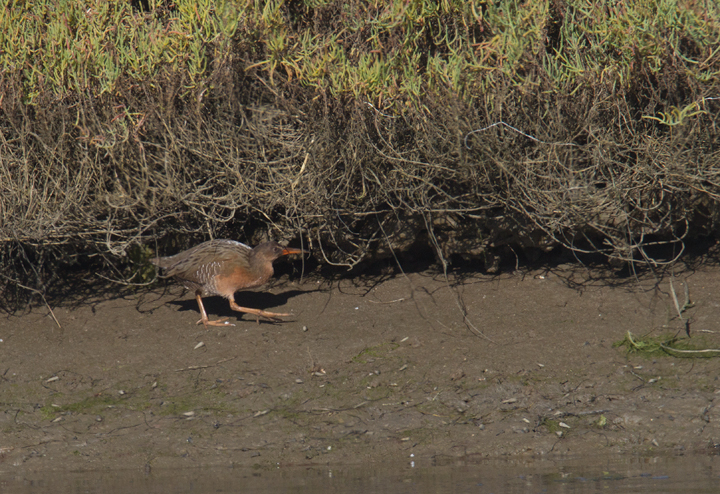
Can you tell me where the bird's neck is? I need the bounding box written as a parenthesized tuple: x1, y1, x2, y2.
(248, 251, 275, 278)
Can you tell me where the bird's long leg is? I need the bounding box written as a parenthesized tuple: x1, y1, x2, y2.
(195, 292, 234, 328)
(228, 297, 292, 324)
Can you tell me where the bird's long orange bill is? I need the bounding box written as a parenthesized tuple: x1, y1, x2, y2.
(282, 247, 305, 256)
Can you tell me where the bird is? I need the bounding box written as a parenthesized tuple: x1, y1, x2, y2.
(151, 240, 304, 328)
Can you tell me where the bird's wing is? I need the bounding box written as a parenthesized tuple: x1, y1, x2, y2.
(163, 240, 252, 284)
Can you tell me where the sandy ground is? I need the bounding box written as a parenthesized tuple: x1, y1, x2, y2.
(2, 260, 720, 473)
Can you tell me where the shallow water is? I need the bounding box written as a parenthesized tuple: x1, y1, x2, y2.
(2, 455, 719, 493)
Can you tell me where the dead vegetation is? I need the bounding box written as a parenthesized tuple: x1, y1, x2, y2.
(1, 2, 720, 309)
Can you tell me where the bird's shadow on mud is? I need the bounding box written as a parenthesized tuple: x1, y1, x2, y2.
(167, 289, 306, 323)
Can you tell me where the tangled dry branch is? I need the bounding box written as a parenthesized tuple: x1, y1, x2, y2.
(1, 69, 719, 307)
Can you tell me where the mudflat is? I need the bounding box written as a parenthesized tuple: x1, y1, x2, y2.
(2, 262, 720, 472)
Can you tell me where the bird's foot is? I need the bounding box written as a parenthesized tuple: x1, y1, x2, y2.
(196, 317, 236, 328)
(228, 301, 294, 324)
(254, 310, 292, 323)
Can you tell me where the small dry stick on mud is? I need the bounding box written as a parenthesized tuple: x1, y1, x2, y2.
(422, 214, 497, 343)
(659, 345, 720, 356)
(669, 276, 693, 336)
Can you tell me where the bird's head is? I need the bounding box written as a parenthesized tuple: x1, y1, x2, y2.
(253, 241, 305, 263)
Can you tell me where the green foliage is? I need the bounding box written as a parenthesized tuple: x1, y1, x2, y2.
(351, 342, 400, 364)
(2, 0, 718, 104)
(127, 243, 157, 284)
(595, 414, 607, 428)
(539, 417, 562, 433)
(642, 101, 707, 126)
(614, 332, 720, 358)
(0, 0, 240, 102)
(39, 393, 126, 420)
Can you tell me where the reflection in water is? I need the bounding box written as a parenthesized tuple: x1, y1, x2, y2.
(2, 455, 719, 493)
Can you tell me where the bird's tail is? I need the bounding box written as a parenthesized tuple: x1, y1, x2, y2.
(150, 256, 170, 269)
(149, 256, 175, 279)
